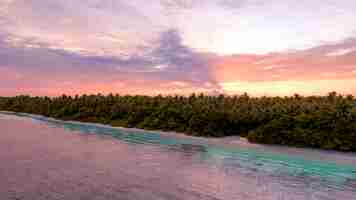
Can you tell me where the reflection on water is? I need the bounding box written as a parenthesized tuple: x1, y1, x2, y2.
(0, 112, 356, 200)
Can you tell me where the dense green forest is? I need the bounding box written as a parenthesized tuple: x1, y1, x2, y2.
(1, 92, 356, 151)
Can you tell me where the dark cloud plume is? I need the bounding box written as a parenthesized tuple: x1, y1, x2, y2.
(149, 30, 216, 84)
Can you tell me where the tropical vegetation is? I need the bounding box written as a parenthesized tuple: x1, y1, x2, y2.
(1, 92, 356, 151)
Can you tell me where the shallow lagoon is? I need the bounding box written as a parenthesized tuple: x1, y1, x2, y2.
(1, 113, 356, 200)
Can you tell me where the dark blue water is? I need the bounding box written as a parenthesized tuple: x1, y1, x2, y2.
(1, 112, 356, 200)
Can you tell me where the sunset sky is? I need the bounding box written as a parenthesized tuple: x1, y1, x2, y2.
(1, 0, 356, 96)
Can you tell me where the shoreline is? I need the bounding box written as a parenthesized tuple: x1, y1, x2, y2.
(0, 110, 255, 148)
(1, 110, 356, 165)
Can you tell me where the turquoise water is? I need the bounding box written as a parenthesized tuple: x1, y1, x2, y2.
(1, 112, 356, 199)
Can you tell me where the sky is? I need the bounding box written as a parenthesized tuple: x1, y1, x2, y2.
(1, 0, 356, 96)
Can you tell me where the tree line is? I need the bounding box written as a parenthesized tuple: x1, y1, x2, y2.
(1, 92, 356, 151)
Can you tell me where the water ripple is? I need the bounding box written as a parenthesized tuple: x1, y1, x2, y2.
(2, 112, 356, 200)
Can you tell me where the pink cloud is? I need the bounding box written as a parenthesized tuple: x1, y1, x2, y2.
(211, 37, 356, 83)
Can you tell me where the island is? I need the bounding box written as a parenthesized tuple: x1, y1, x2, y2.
(1, 92, 355, 152)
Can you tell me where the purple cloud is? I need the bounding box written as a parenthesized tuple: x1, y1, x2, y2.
(0, 29, 221, 95)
